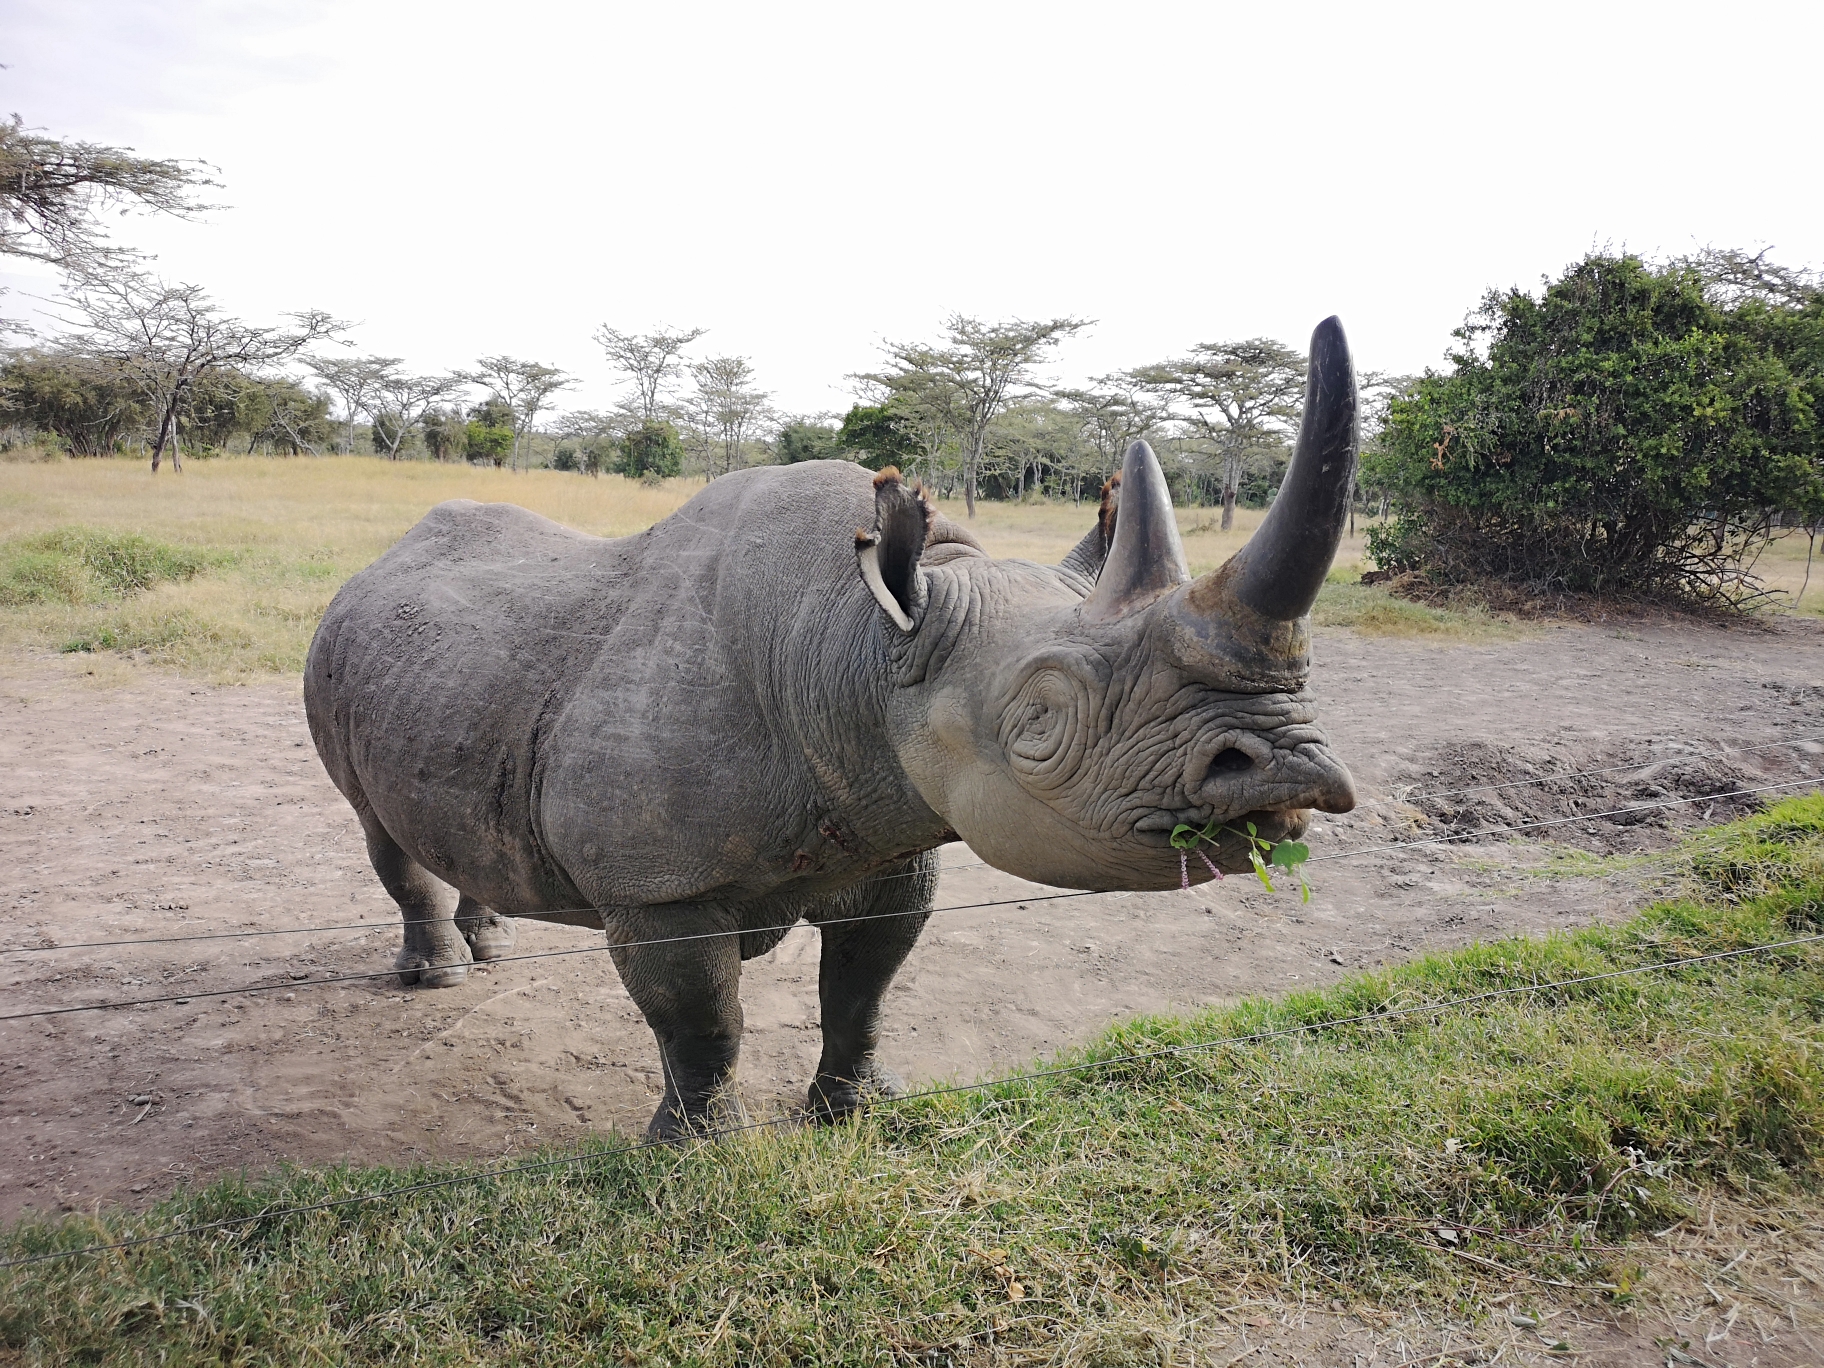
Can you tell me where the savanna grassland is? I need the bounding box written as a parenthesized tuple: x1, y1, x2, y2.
(0, 451, 1563, 682)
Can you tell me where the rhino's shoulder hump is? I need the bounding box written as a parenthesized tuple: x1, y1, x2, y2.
(401, 499, 596, 560)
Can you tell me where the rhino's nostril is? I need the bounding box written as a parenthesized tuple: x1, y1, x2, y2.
(1210, 747, 1253, 774)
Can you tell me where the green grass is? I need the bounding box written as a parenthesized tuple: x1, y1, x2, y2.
(4, 796, 1823, 1364)
(0, 525, 212, 607)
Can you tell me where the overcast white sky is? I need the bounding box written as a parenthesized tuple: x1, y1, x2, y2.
(4, 0, 1821, 418)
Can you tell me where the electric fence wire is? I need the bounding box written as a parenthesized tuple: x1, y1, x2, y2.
(4, 929, 1819, 1271)
(3, 777, 1816, 1026)
(5, 732, 1821, 959)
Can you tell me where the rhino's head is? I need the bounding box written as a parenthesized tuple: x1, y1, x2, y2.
(857, 316, 1360, 892)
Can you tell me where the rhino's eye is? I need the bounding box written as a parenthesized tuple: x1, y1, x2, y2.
(1003, 666, 1091, 791)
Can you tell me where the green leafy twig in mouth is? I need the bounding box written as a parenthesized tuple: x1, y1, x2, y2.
(1169, 818, 1312, 903)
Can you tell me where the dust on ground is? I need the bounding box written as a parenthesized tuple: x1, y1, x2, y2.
(2, 616, 1820, 1236)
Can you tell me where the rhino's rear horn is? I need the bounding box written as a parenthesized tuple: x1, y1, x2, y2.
(856, 467, 931, 631)
(1079, 441, 1190, 624)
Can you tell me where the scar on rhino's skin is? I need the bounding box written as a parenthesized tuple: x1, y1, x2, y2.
(818, 818, 857, 853)
(790, 849, 816, 873)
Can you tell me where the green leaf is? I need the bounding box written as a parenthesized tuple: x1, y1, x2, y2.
(1270, 841, 1311, 869)
(1169, 824, 1198, 850)
(1248, 848, 1275, 892)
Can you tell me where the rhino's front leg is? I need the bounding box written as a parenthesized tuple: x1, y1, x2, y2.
(808, 852, 938, 1122)
(605, 906, 747, 1140)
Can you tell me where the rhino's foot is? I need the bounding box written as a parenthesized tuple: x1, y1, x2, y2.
(461, 912, 517, 962)
(808, 1059, 905, 1124)
(645, 1089, 748, 1143)
(394, 947, 471, 989)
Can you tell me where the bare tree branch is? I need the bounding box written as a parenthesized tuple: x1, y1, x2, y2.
(0, 115, 218, 264)
(593, 325, 705, 423)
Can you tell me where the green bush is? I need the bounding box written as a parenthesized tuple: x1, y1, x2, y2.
(0, 527, 208, 606)
(1365, 252, 1824, 603)
(463, 419, 512, 467)
(618, 419, 684, 479)
(776, 419, 840, 464)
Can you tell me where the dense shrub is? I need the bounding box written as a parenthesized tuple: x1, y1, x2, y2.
(1365, 253, 1824, 603)
(618, 419, 683, 479)
(776, 419, 840, 464)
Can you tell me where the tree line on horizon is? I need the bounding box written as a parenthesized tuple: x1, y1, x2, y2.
(0, 113, 1357, 517)
(3, 114, 1820, 607)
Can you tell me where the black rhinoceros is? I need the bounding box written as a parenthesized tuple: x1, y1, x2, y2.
(304, 318, 1360, 1137)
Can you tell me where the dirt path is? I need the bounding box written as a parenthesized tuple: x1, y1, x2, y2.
(3, 616, 1822, 1220)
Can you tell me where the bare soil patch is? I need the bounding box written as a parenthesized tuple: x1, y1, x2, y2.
(2, 616, 1821, 1225)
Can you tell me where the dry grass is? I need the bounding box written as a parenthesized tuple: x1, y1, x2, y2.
(1756, 526, 1824, 619)
(0, 454, 1589, 681)
(0, 454, 699, 680)
(932, 495, 1375, 579)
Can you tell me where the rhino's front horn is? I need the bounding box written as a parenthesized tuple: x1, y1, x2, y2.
(1152, 316, 1359, 693)
(1079, 439, 1190, 624)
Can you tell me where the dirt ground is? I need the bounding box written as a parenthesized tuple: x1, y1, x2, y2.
(3, 615, 1821, 1256)
(5, 615, 1823, 1360)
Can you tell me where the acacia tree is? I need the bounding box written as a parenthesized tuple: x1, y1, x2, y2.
(463, 356, 574, 471)
(873, 316, 1087, 516)
(555, 409, 625, 476)
(1138, 339, 1305, 529)
(0, 346, 147, 455)
(594, 325, 705, 422)
(369, 370, 466, 460)
(61, 260, 340, 472)
(689, 355, 773, 477)
(1056, 372, 1171, 500)
(0, 116, 215, 264)
(987, 399, 1092, 500)
(306, 354, 400, 454)
(847, 351, 967, 491)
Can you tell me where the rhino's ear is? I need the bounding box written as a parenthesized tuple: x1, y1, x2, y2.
(1058, 471, 1121, 581)
(855, 467, 931, 632)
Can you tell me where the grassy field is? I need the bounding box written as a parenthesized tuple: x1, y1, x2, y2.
(4, 795, 1821, 1363)
(0, 452, 1529, 680)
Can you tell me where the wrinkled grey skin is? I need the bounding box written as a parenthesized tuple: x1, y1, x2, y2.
(306, 321, 1361, 1139)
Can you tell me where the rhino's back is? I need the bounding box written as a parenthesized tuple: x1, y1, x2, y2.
(305, 464, 891, 914)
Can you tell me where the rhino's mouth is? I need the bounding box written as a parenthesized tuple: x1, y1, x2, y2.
(1129, 805, 1312, 850)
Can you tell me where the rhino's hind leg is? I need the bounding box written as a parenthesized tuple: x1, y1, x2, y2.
(359, 816, 474, 989)
(807, 852, 938, 1122)
(454, 893, 517, 962)
(605, 907, 747, 1140)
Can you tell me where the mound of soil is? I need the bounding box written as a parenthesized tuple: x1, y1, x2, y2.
(1399, 738, 1779, 847)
